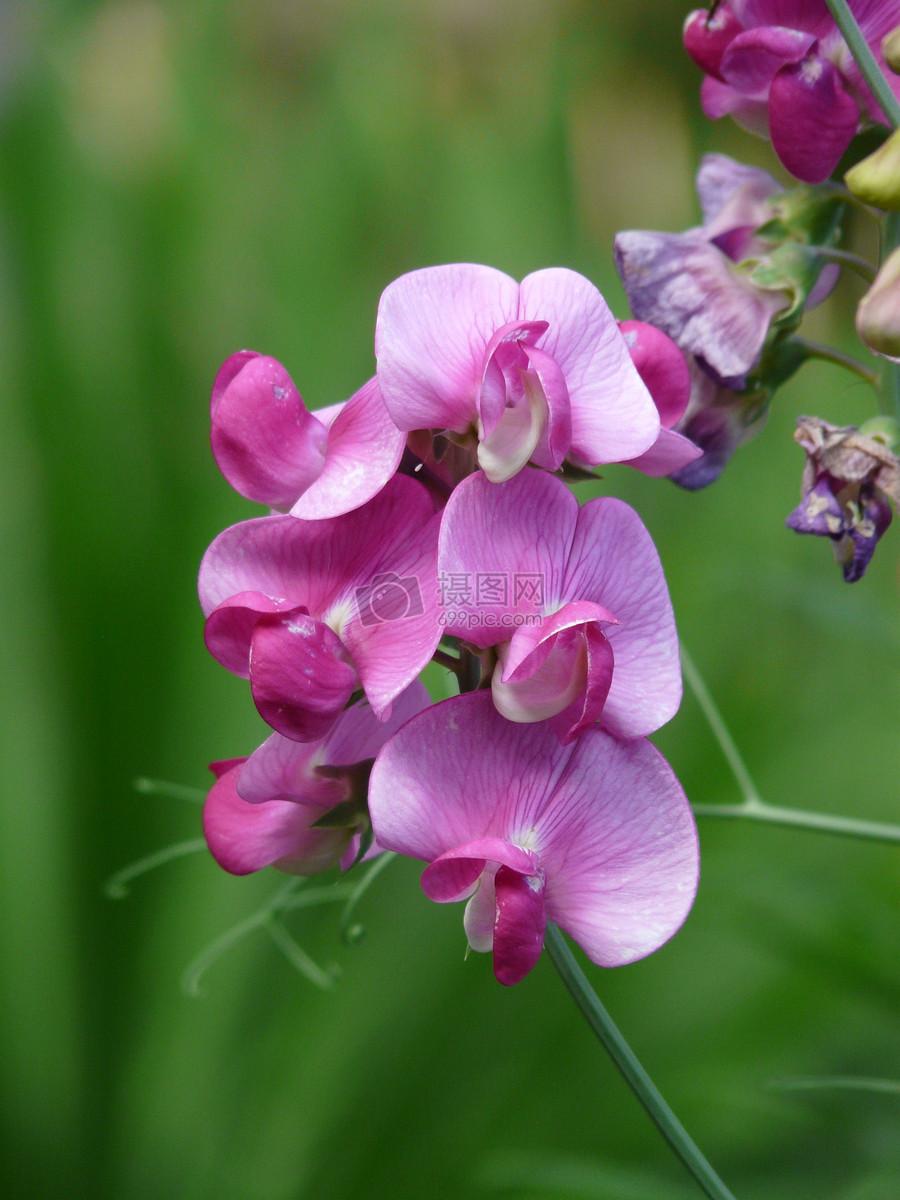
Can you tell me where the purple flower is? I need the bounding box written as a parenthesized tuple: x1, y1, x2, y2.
(210, 352, 405, 520)
(684, 2, 900, 182)
(786, 416, 899, 580)
(615, 155, 790, 388)
(368, 692, 699, 985)
(204, 684, 431, 876)
(374, 263, 660, 483)
(437, 469, 681, 742)
(198, 475, 440, 740)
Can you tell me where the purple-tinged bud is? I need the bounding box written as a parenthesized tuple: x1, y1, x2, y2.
(857, 245, 900, 359)
(786, 417, 900, 582)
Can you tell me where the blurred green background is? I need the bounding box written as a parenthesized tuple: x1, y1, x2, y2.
(2, 1, 899, 1198)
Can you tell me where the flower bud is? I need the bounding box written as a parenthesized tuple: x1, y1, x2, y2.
(845, 128, 900, 211)
(883, 26, 900, 75)
(856, 245, 900, 359)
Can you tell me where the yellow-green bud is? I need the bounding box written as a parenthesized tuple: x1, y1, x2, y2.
(883, 26, 900, 75)
(856, 245, 900, 359)
(845, 127, 900, 211)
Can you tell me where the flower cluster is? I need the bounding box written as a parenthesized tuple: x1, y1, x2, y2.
(200, 263, 700, 983)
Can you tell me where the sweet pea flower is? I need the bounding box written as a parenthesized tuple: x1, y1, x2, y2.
(210, 352, 405, 519)
(203, 683, 430, 876)
(617, 320, 702, 477)
(684, 2, 900, 183)
(615, 155, 791, 387)
(368, 692, 699, 985)
(437, 469, 681, 742)
(374, 263, 660, 484)
(199, 475, 440, 741)
(786, 415, 900, 580)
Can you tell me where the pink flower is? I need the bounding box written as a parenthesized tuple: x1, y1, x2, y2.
(437, 470, 681, 742)
(369, 692, 699, 985)
(210, 352, 405, 519)
(198, 475, 440, 741)
(374, 263, 660, 484)
(684, 2, 900, 182)
(203, 684, 431, 876)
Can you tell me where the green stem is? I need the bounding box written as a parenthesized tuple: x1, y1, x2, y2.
(809, 246, 877, 283)
(104, 838, 208, 898)
(544, 925, 737, 1200)
(825, 0, 900, 129)
(682, 646, 900, 846)
(791, 336, 881, 392)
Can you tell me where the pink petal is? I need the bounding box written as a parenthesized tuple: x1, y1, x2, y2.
(236, 731, 343, 806)
(476, 320, 548, 436)
(694, 153, 780, 232)
(203, 592, 295, 677)
(493, 865, 547, 986)
(523, 343, 572, 471)
(768, 56, 859, 183)
(518, 269, 659, 464)
(538, 731, 698, 967)
(290, 377, 405, 520)
(701, 76, 770, 134)
(437, 469, 577, 648)
(203, 764, 351, 876)
(720, 26, 817, 97)
(249, 612, 358, 741)
(564, 498, 681, 738)
(623, 426, 703, 477)
(375, 263, 518, 433)
(477, 362, 548, 483)
(210, 353, 329, 509)
(322, 680, 431, 766)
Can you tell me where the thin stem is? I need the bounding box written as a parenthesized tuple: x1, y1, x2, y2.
(104, 838, 208, 898)
(791, 337, 881, 392)
(772, 1076, 900, 1095)
(680, 647, 762, 806)
(265, 918, 339, 989)
(132, 777, 205, 804)
(690, 801, 900, 845)
(340, 851, 397, 943)
(544, 925, 737, 1200)
(683, 646, 900, 845)
(809, 246, 877, 283)
(825, 0, 900, 129)
(432, 648, 463, 674)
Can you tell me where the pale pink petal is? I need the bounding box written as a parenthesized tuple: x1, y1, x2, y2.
(236, 730, 343, 806)
(693, 153, 780, 232)
(493, 865, 547, 985)
(518, 268, 659, 464)
(290, 377, 405, 520)
(701, 76, 770, 134)
(537, 732, 698, 967)
(249, 613, 358, 741)
(210, 353, 329, 509)
(375, 263, 518, 433)
(437, 469, 577, 648)
(768, 57, 858, 183)
(322, 680, 431, 766)
(203, 764, 350, 876)
(564, 498, 681, 738)
(523, 343, 572, 471)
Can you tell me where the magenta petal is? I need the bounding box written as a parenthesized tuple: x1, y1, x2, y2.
(477, 320, 548, 435)
(204, 592, 294, 677)
(322, 680, 431, 767)
(492, 865, 547, 986)
(768, 57, 859, 183)
(250, 613, 357, 741)
(518, 268, 659, 464)
(210, 354, 328, 508)
(720, 27, 817, 97)
(423, 839, 538, 901)
(522, 343, 572, 471)
(203, 764, 349, 876)
(618, 321, 690, 429)
(290, 377, 405, 520)
(210, 350, 257, 418)
(683, 7, 743, 79)
(375, 263, 519, 433)
(236, 731, 343, 806)
(546, 624, 616, 745)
